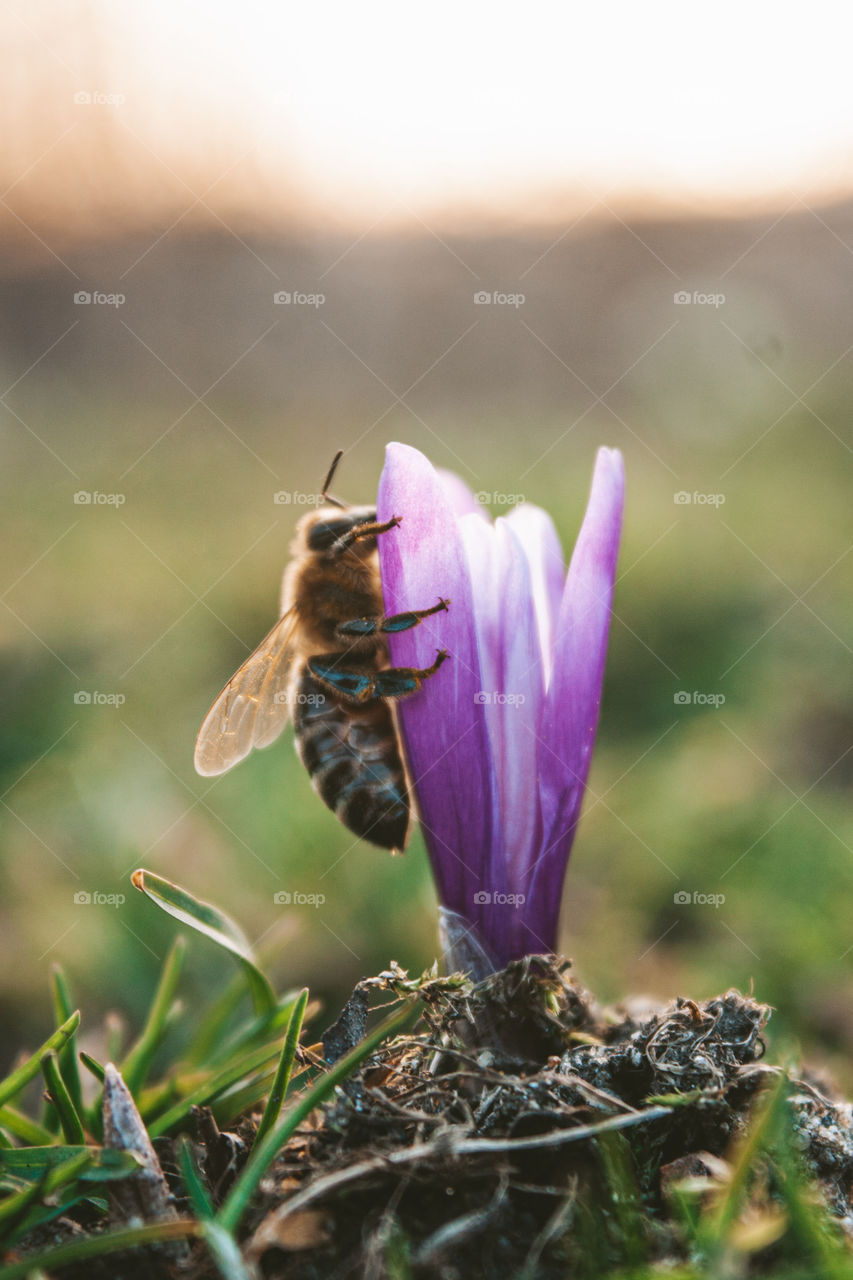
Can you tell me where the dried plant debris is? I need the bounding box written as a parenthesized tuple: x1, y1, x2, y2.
(246, 961, 853, 1278)
(101, 1063, 190, 1262)
(8, 960, 853, 1279)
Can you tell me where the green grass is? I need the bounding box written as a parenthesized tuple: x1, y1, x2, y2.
(0, 878, 850, 1279)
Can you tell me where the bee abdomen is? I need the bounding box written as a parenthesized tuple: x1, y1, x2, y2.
(292, 671, 409, 850)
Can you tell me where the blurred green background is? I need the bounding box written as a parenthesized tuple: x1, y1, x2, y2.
(2, 6, 852, 1085)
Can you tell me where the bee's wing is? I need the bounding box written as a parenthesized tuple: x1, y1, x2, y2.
(194, 608, 301, 777)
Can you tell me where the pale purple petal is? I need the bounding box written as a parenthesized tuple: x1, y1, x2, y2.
(504, 504, 565, 683)
(377, 444, 498, 926)
(485, 519, 544, 890)
(437, 468, 488, 519)
(525, 447, 625, 949)
(457, 516, 544, 948)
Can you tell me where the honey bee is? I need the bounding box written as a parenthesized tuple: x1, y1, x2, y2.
(194, 452, 449, 851)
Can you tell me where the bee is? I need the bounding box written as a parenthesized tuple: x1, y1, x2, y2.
(194, 452, 449, 852)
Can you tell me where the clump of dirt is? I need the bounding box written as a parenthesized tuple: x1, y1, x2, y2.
(238, 958, 853, 1278)
(11, 958, 853, 1278)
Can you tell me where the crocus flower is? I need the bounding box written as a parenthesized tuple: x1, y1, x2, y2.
(377, 443, 625, 975)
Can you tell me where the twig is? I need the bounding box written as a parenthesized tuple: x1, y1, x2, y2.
(250, 1105, 673, 1231)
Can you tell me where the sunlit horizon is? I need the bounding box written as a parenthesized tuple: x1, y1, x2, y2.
(3, 0, 853, 238)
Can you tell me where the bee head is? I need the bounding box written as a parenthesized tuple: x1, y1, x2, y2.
(298, 505, 378, 554)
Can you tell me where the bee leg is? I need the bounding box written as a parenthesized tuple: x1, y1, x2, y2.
(307, 658, 377, 703)
(337, 597, 450, 639)
(371, 649, 450, 698)
(307, 649, 449, 704)
(330, 515, 402, 555)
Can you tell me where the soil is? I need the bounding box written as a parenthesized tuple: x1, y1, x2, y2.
(9, 957, 853, 1279)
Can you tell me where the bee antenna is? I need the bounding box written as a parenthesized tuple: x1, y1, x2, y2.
(320, 449, 346, 508)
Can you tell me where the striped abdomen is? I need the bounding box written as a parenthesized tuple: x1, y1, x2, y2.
(292, 668, 410, 850)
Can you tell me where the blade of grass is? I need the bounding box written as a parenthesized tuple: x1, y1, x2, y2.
(209, 1071, 279, 1130)
(218, 999, 419, 1234)
(0, 1177, 45, 1239)
(0, 1149, 92, 1239)
(7, 1189, 110, 1249)
(205, 992, 315, 1069)
(177, 1141, 259, 1280)
(0, 1106, 54, 1146)
(148, 1039, 292, 1138)
(177, 1137, 214, 1219)
(79, 1051, 105, 1083)
(252, 988, 308, 1150)
(40, 1053, 85, 1145)
(0, 1147, 141, 1182)
(184, 969, 256, 1067)
(199, 1221, 256, 1280)
(596, 1130, 647, 1267)
(50, 965, 83, 1118)
(702, 1072, 788, 1260)
(120, 936, 185, 1093)
(132, 869, 275, 1016)
(770, 1105, 851, 1275)
(0, 1219, 203, 1279)
(0, 1012, 80, 1109)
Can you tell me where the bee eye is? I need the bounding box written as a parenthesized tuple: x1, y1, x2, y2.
(306, 519, 351, 550)
(307, 514, 376, 551)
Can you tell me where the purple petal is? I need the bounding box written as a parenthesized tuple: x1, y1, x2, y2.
(504, 504, 565, 683)
(436, 468, 488, 519)
(377, 444, 498, 925)
(460, 515, 544, 898)
(524, 447, 625, 951)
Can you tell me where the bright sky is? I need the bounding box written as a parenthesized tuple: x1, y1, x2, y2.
(12, 0, 853, 223)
